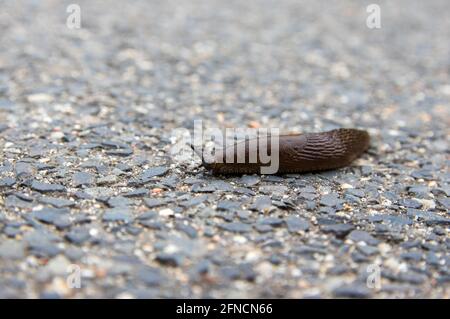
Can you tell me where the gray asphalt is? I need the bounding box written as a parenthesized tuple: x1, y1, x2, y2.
(0, 0, 449, 298)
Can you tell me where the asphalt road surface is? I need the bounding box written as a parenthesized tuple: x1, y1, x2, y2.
(0, 0, 449, 298)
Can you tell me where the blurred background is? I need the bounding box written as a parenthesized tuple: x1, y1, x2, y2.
(1, 0, 448, 132)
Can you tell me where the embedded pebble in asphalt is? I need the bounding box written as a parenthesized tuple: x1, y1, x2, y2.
(0, 0, 449, 298)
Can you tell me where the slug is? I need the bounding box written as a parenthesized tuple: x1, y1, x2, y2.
(191, 128, 370, 175)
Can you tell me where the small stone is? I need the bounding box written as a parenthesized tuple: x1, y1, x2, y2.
(155, 253, 184, 267)
(437, 198, 450, 210)
(259, 185, 288, 196)
(217, 200, 241, 211)
(400, 251, 423, 261)
(53, 215, 72, 229)
(116, 163, 132, 172)
(123, 188, 148, 197)
(238, 175, 260, 186)
(0, 240, 25, 259)
(357, 244, 379, 256)
(251, 196, 272, 211)
(139, 166, 169, 183)
(179, 195, 208, 207)
(219, 222, 252, 233)
(175, 222, 198, 238)
(5, 194, 33, 209)
(38, 197, 75, 208)
(407, 185, 429, 198)
(333, 284, 371, 298)
(0, 177, 16, 188)
(159, 208, 174, 217)
(369, 214, 413, 226)
(4, 225, 21, 237)
(411, 169, 433, 180)
(45, 255, 71, 275)
(298, 192, 318, 201)
(258, 217, 283, 227)
(210, 180, 233, 192)
(65, 227, 91, 245)
(73, 172, 95, 187)
(191, 183, 216, 193)
(320, 193, 344, 207)
(105, 148, 133, 156)
(103, 209, 134, 223)
(64, 247, 85, 261)
(254, 224, 272, 233)
(433, 227, 446, 236)
(345, 188, 365, 198)
(285, 216, 310, 232)
(397, 198, 422, 209)
(425, 252, 441, 266)
(96, 175, 118, 185)
(27, 93, 53, 103)
(407, 209, 450, 225)
(361, 166, 373, 176)
(144, 198, 171, 208)
(292, 245, 327, 255)
(160, 175, 179, 188)
(139, 220, 165, 230)
(32, 208, 69, 224)
(15, 162, 33, 177)
(348, 230, 380, 245)
(136, 211, 158, 220)
(107, 196, 131, 207)
(137, 267, 163, 286)
(31, 181, 66, 193)
(322, 224, 355, 238)
(25, 231, 60, 257)
(50, 131, 64, 141)
(383, 271, 427, 285)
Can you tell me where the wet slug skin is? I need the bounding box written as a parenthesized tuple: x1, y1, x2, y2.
(192, 128, 370, 175)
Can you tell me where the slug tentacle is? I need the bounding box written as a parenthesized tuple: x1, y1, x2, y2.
(189, 143, 214, 170)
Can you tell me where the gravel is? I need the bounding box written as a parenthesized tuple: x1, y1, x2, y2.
(0, 0, 448, 299)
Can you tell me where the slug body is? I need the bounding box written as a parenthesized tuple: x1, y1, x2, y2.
(197, 128, 370, 175)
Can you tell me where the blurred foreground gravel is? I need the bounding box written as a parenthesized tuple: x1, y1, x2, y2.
(0, 0, 449, 298)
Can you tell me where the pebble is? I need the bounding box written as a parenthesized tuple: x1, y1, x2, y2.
(137, 267, 164, 286)
(217, 200, 241, 211)
(155, 253, 184, 267)
(251, 196, 272, 211)
(0, 240, 25, 259)
(103, 209, 134, 223)
(347, 230, 380, 245)
(219, 222, 252, 233)
(138, 166, 169, 183)
(0, 177, 16, 187)
(320, 193, 344, 207)
(65, 227, 91, 245)
(44, 255, 71, 275)
(32, 207, 70, 225)
(321, 224, 355, 238)
(73, 172, 95, 187)
(175, 222, 198, 238)
(38, 197, 75, 208)
(31, 181, 66, 193)
(333, 284, 371, 298)
(285, 216, 310, 232)
(96, 175, 118, 185)
(238, 175, 260, 187)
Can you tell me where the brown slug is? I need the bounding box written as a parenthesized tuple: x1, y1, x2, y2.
(191, 128, 370, 175)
